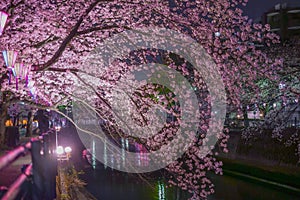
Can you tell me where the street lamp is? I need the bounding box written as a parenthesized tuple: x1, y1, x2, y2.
(0, 11, 8, 36)
(56, 145, 72, 161)
(54, 124, 61, 155)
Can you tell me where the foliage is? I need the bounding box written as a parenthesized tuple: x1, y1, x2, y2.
(57, 165, 86, 200)
(242, 37, 300, 165)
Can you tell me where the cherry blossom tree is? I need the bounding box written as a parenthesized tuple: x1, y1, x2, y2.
(0, 0, 283, 199)
(242, 35, 300, 165)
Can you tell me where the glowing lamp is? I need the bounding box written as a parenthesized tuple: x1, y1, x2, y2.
(55, 125, 61, 132)
(64, 147, 72, 153)
(0, 11, 8, 36)
(12, 63, 31, 90)
(27, 79, 35, 88)
(13, 63, 23, 89)
(22, 64, 31, 83)
(13, 63, 23, 78)
(2, 50, 17, 68)
(30, 86, 37, 99)
(56, 146, 64, 155)
(2, 50, 17, 84)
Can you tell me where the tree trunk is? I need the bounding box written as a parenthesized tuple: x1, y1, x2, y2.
(26, 111, 33, 137)
(0, 103, 8, 146)
(243, 107, 249, 127)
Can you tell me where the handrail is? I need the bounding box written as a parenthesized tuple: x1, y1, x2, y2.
(0, 130, 57, 200)
(1, 164, 32, 200)
(0, 142, 31, 171)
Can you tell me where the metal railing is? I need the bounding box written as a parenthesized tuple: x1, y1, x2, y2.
(0, 129, 57, 200)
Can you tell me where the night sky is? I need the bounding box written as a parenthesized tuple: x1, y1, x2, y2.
(242, 0, 300, 20)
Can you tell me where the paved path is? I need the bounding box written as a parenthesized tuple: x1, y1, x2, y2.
(0, 153, 31, 187)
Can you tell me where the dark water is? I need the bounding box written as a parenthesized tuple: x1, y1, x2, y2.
(73, 136, 299, 200)
(77, 162, 299, 200)
(79, 165, 190, 200)
(209, 174, 300, 200)
(60, 128, 299, 200)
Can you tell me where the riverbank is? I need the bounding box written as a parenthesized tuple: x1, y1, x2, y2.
(218, 156, 300, 195)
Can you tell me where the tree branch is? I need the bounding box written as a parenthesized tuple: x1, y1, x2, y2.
(36, 0, 113, 71)
(76, 25, 129, 36)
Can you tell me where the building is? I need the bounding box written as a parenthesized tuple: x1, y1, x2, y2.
(262, 2, 300, 41)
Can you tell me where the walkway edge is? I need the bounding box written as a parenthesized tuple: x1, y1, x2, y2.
(223, 169, 300, 194)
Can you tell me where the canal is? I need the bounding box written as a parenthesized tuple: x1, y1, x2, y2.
(61, 128, 299, 200)
(59, 126, 299, 200)
(77, 162, 299, 200)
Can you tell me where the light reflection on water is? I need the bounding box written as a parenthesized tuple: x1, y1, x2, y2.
(208, 173, 299, 200)
(81, 166, 299, 200)
(83, 139, 299, 200)
(88, 138, 151, 170)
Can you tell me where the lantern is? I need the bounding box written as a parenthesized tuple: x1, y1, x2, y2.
(2, 50, 17, 84)
(12, 63, 31, 90)
(13, 63, 23, 78)
(22, 65, 31, 84)
(0, 11, 8, 36)
(13, 63, 23, 90)
(2, 50, 17, 67)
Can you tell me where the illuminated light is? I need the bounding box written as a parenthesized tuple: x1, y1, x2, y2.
(0, 11, 8, 36)
(5, 119, 13, 127)
(30, 87, 37, 98)
(56, 146, 64, 155)
(20, 64, 31, 86)
(12, 63, 24, 90)
(92, 140, 96, 169)
(2, 50, 17, 84)
(12, 63, 23, 78)
(104, 139, 107, 169)
(110, 154, 115, 169)
(273, 103, 277, 108)
(214, 32, 221, 37)
(55, 125, 61, 132)
(2, 50, 17, 68)
(158, 181, 166, 200)
(125, 139, 129, 150)
(137, 153, 141, 166)
(121, 138, 125, 167)
(27, 79, 35, 88)
(64, 146, 72, 153)
(21, 65, 30, 80)
(279, 82, 285, 89)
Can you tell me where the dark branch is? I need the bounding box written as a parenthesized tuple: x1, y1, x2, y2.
(42, 67, 80, 73)
(31, 35, 61, 48)
(76, 25, 128, 36)
(36, 0, 111, 71)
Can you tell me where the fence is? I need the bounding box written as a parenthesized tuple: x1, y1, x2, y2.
(0, 129, 57, 200)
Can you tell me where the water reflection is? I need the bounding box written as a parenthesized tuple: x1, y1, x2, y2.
(157, 181, 166, 200)
(92, 140, 96, 169)
(88, 138, 151, 170)
(83, 139, 299, 200)
(208, 173, 299, 200)
(79, 166, 190, 200)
